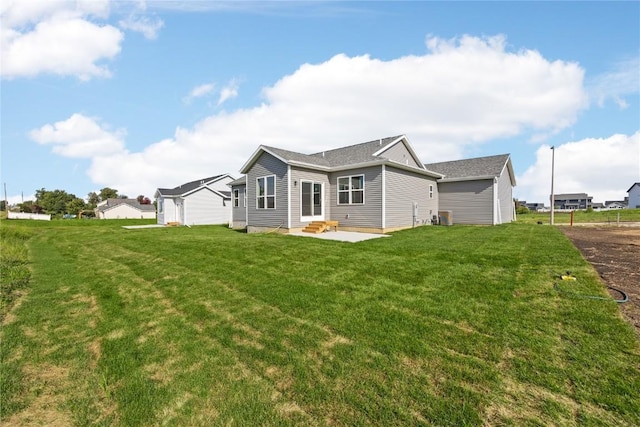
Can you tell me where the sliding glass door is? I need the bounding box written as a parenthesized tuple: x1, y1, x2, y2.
(301, 181, 323, 221)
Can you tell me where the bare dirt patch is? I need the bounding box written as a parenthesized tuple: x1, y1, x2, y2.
(560, 225, 640, 338)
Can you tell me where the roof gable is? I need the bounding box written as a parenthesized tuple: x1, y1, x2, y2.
(627, 182, 640, 193)
(156, 174, 233, 197)
(240, 135, 440, 178)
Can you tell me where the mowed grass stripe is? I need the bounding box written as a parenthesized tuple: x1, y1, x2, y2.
(1, 221, 638, 426)
(3, 229, 303, 426)
(88, 235, 456, 425)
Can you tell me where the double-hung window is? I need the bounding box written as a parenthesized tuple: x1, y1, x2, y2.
(256, 175, 276, 209)
(429, 184, 434, 199)
(337, 175, 364, 205)
(233, 189, 240, 207)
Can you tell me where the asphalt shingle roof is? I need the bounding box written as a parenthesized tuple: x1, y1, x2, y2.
(262, 135, 406, 169)
(96, 199, 156, 212)
(157, 175, 225, 196)
(424, 154, 510, 180)
(229, 176, 247, 186)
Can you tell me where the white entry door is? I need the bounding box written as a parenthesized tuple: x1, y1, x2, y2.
(300, 181, 324, 222)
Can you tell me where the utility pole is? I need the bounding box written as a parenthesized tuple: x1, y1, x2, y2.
(550, 146, 555, 225)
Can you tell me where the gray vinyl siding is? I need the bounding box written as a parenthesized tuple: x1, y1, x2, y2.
(290, 167, 331, 229)
(438, 179, 493, 225)
(497, 169, 514, 224)
(385, 167, 439, 228)
(231, 184, 247, 228)
(379, 141, 421, 168)
(183, 188, 230, 225)
(246, 152, 289, 228)
(630, 186, 640, 209)
(329, 166, 383, 229)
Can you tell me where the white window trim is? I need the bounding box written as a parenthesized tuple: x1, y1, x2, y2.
(337, 174, 365, 205)
(429, 184, 434, 199)
(256, 175, 276, 210)
(300, 179, 324, 220)
(233, 189, 240, 207)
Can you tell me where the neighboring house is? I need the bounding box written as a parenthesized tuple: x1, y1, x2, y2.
(424, 154, 516, 225)
(517, 201, 545, 212)
(95, 199, 156, 219)
(526, 202, 545, 212)
(604, 201, 626, 209)
(155, 174, 235, 226)
(628, 183, 640, 209)
(231, 135, 444, 233)
(552, 193, 592, 210)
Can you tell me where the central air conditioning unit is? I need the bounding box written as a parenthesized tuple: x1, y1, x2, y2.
(438, 210, 453, 226)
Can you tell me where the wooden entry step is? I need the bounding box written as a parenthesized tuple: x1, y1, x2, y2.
(302, 220, 339, 234)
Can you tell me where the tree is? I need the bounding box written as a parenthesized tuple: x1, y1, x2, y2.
(99, 187, 119, 201)
(137, 195, 151, 205)
(87, 191, 100, 209)
(17, 200, 34, 213)
(66, 197, 86, 215)
(36, 188, 77, 215)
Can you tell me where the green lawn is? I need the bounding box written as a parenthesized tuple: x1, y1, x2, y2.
(1, 220, 639, 426)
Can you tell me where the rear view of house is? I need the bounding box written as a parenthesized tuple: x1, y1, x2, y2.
(425, 154, 516, 225)
(232, 135, 443, 233)
(232, 136, 518, 232)
(155, 174, 234, 226)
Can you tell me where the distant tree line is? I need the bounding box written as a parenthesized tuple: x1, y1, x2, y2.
(13, 187, 152, 217)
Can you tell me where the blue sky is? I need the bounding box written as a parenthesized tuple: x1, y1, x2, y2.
(2, 1, 639, 206)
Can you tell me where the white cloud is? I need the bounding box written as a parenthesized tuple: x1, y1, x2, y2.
(118, 15, 164, 40)
(218, 79, 239, 105)
(1, 0, 121, 80)
(0, 0, 162, 80)
(0, 0, 110, 27)
(517, 131, 640, 204)
(2, 15, 123, 80)
(43, 35, 590, 198)
(588, 56, 640, 109)
(30, 114, 126, 158)
(183, 83, 216, 104)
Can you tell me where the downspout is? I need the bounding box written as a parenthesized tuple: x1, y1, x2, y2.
(287, 165, 292, 230)
(182, 197, 187, 225)
(245, 183, 249, 228)
(493, 177, 499, 225)
(381, 165, 386, 231)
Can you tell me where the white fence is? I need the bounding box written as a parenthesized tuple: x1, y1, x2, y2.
(7, 211, 51, 221)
